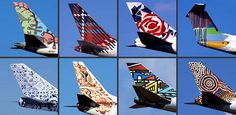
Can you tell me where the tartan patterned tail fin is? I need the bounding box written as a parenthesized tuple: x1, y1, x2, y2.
(69, 3, 116, 49)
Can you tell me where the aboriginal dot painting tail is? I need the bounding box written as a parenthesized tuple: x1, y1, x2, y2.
(126, 2, 176, 41)
(186, 4, 225, 46)
(68, 3, 116, 50)
(189, 62, 235, 103)
(127, 63, 176, 98)
(14, 2, 58, 48)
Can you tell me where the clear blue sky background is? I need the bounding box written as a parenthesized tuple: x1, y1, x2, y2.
(119, 58, 176, 115)
(0, 58, 58, 115)
(0, 0, 58, 57)
(119, 0, 176, 57)
(178, 0, 236, 56)
(178, 58, 236, 115)
(59, 58, 117, 115)
(60, 0, 117, 57)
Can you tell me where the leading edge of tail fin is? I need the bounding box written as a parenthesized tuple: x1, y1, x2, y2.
(73, 61, 113, 104)
(14, 2, 58, 48)
(68, 3, 116, 49)
(10, 63, 58, 102)
(188, 62, 234, 102)
(126, 2, 176, 41)
(127, 63, 176, 98)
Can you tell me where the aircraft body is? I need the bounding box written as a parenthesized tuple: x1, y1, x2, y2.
(126, 2, 176, 54)
(10, 63, 58, 112)
(186, 4, 236, 54)
(13, 2, 58, 57)
(126, 63, 176, 112)
(188, 62, 236, 114)
(65, 62, 117, 115)
(68, 4, 117, 57)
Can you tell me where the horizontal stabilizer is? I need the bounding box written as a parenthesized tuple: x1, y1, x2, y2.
(77, 94, 100, 107)
(133, 85, 170, 103)
(202, 92, 231, 105)
(130, 104, 147, 109)
(138, 32, 172, 46)
(64, 105, 78, 108)
(25, 34, 47, 48)
(77, 40, 104, 54)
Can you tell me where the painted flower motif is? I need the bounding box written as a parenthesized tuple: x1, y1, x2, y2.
(137, 13, 169, 38)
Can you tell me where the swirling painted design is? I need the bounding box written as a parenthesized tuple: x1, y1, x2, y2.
(14, 2, 58, 48)
(73, 62, 113, 114)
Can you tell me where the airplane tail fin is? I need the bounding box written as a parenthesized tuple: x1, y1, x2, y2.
(189, 62, 235, 103)
(73, 61, 114, 106)
(68, 4, 116, 50)
(10, 63, 58, 102)
(186, 4, 222, 45)
(127, 63, 176, 98)
(76, 94, 100, 108)
(126, 2, 176, 41)
(14, 2, 58, 49)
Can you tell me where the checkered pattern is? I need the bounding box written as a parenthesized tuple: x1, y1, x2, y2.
(69, 4, 116, 52)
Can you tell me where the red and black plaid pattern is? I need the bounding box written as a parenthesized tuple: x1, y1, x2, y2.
(69, 4, 116, 52)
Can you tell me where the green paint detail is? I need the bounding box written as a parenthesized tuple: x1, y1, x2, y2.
(15, 7, 37, 35)
(207, 28, 221, 35)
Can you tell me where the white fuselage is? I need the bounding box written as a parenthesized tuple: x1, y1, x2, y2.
(163, 97, 176, 112)
(217, 33, 236, 52)
(85, 95, 117, 115)
(98, 41, 117, 57)
(16, 42, 58, 55)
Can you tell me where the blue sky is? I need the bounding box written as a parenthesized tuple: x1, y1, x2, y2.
(178, 58, 236, 115)
(59, 58, 117, 115)
(0, 58, 58, 115)
(60, 0, 117, 57)
(178, 0, 236, 56)
(0, 0, 58, 57)
(119, 58, 176, 115)
(119, 0, 176, 57)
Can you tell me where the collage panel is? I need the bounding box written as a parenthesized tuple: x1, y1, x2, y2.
(119, 0, 176, 57)
(178, 58, 236, 114)
(59, 58, 117, 115)
(0, 0, 58, 57)
(178, 0, 236, 57)
(119, 58, 176, 115)
(60, 0, 117, 57)
(0, 58, 58, 115)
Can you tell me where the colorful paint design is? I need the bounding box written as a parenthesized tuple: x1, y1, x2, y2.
(14, 2, 58, 48)
(189, 62, 236, 103)
(69, 4, 116, 53)
(186, 4, 229, 48)
(10, 63, 58, 103)
(127, 63, 176, 98)
(127, 2, 176, 40)
(73, 62, 113, 114)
